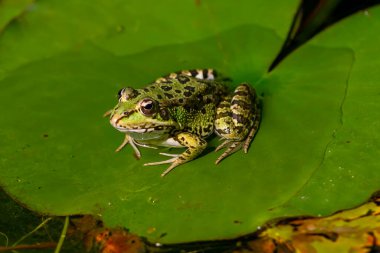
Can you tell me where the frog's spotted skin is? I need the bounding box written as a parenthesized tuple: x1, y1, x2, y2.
(214, 84, 261, 164)
(108, 69, 261, 176)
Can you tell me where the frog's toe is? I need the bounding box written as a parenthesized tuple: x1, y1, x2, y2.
(159, 152, 180, 157)
(242, 144, 249, 154)
(144, 157, 181, 177)
(115, 135, 141, 159)
(161, 162, 181, 177)
(144, 153, 184, 176)
(144, 157, 177, 166)
(242, 122, 260, 153)
(215, 141, 243, 165)
(215, 139, 231, 152)
(115, 137, 129, 152)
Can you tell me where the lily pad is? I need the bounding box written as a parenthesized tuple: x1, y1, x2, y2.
(0, 0, 379, 245)
(273, 6, 380, 217)
(0, 0, 33, 32)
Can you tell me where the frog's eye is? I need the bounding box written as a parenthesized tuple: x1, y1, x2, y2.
(117, 88, 125, 99)
(118, 87, 138, 101)
(139, 98, 157, 116)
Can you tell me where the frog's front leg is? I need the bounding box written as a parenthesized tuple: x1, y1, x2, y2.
(214, 83, 261, 164)
(116, 134, 142, 159)
(144, 132, 207, 177)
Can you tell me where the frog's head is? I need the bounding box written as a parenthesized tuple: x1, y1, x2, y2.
(109, 87, 175, 138)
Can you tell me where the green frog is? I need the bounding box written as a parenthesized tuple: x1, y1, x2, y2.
(106, 69, 261, 177)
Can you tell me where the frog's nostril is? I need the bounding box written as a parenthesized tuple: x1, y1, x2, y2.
(110, 116, 119, 125)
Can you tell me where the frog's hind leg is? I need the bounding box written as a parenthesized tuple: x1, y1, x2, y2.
(214, 83, 260, 164)
(144, 133, 207, 177)
(243, 111, 261, 153)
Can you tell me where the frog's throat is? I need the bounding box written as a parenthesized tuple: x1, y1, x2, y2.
(123, 128, 172, 141)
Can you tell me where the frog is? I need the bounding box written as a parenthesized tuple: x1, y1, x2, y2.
(105, 69, 261, 177)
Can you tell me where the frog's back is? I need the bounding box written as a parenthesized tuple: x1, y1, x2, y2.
(139, 69, 228, 107)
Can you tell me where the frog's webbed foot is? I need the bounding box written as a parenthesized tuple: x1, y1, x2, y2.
(215, 140, 243, 164)
(144, 133, 207, 177)
(116, 134, 141, 160)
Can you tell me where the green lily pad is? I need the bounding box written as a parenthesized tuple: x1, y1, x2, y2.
(0, 0, 297, 79)
(274, 6, 380, 216)
(0, 0, 379, 245)
(0, 0, 33, 33)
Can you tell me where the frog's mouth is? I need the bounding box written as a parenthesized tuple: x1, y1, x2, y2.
(110, 111, 175, 140)
(111, 116, 171, 132)
(115, 124, 174, 141)
(114, 124, 169, 134)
